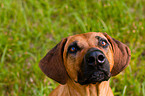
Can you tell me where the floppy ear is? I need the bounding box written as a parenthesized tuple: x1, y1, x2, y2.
(103, 33, 131, 76)
(39, 38, 68, 84)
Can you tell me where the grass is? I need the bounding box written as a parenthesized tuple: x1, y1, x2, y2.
(0, 0, 145, 95)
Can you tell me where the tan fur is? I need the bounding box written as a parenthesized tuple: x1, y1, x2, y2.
(49, 80, 113, 96)
(39, 32, 131, 96)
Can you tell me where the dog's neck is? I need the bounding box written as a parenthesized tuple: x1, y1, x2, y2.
(49, 79, 113, 96)
(64, 79, 112, 96)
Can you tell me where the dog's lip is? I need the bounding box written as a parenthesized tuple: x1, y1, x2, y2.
(77, 70, 111, 85)
(88, 71, 105, 82)
(91, 71, 104, 79)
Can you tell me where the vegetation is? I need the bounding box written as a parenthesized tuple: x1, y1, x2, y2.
(0, 0, 145, 95)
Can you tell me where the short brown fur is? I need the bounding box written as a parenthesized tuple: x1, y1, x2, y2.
(39, 32, 131, 96)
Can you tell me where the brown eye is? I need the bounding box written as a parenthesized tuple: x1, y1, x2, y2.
(70, 47, 76, 52)
(100, 41, 107, 46)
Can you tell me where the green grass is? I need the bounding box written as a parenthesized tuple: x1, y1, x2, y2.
(0, 0, 145, 95)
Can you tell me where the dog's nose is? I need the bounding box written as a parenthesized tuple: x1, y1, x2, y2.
(86, 51, 105, 66)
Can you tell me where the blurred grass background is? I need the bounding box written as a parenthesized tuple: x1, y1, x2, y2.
(0, 0, 145, 96)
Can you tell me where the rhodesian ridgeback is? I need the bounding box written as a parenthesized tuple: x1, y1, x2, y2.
(39, 32, 131, 96)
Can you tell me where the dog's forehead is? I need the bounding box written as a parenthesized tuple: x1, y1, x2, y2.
(67, 32, 107, 44)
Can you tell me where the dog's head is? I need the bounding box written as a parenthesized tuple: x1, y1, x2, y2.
(39, 32, 131, 85)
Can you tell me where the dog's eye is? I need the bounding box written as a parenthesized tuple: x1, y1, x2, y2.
(100, 41, 107, 47)
(69, 47, 77, 53)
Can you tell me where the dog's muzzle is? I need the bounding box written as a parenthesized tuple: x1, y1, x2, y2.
(78, 48, 111, 85)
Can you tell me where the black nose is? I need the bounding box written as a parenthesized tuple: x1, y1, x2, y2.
(86, 50, 105, 66)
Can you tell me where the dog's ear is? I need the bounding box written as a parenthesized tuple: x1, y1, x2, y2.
(103, 33, 131, 76)
(39, 38, 68, 84)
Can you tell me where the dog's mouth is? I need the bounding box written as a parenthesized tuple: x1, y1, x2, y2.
(89, 71, 110, 83)
(77, 70, 111, 85)
(77, 48, 111, 85)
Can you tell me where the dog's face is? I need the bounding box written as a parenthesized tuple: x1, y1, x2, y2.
(39, 32, 131, 85)
(63, 32, 114, 85)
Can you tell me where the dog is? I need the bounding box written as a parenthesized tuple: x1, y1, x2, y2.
(39, 32, 131, 96)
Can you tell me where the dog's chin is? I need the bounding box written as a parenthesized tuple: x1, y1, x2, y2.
(78, 71, 111, 85)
